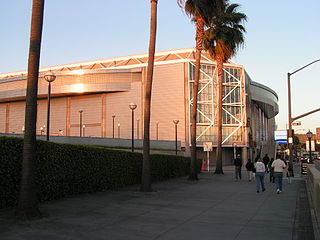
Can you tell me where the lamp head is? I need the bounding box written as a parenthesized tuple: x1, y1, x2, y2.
(306, 130, 313, 139)
(173, 119, 179, 124)
(44, 71, 56, 83)
(129, 103, 137, 110)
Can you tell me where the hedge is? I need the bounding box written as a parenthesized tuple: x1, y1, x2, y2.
(0, 136, 199, 209)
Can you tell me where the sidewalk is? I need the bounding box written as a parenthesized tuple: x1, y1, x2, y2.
(0, 165, 315, 240)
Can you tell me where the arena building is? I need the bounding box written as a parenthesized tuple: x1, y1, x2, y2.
(0, 48, 278, 165)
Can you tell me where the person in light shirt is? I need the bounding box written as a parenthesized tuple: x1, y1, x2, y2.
(254, 158, 266, 193)
(271, 155, 287, 194)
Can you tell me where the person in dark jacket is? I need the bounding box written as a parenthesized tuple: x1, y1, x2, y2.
(245, 158, 254, 182)
(234, 154, 242, 181)
(263, 154, 270, 173)
(268, 158, 275, 183)
(287, 164, 294, 184)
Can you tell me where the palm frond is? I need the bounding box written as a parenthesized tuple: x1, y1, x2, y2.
(179, 0, 226, 26)
(226, 3, 240, 14)
(203, 1, 246, 62)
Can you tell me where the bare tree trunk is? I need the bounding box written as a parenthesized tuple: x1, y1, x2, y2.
(215, 56, 224, 174)
(141, 0, 158, 192)
(189, 18, 204, 181)
(16, 0, 45, 219)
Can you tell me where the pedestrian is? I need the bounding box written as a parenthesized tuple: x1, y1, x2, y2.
(245, 158, 254, 182)
(287, 164, 294, 184)
(271, 155, 287, 194)
(234, 153, 242, 181)
(268, 158, 275, 183)
(255, 158, 266, 193)
(263, 154, 270, 173)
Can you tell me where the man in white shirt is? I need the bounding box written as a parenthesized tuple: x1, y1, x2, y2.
(271, 156, 287, 194)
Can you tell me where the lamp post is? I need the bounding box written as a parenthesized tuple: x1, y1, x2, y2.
(137, 118, 140, 139)
(112, 115, 115, 138)
(117, 123, 120, 138)
(173, 119, 179, 155)
(79, 109, 83, 137)
(129, 103, 137, 152)
(287, 59, 320, 166)
(306, 130, 313, 163)
(82, 125, 86, 137)
(44, 72, 56, 141)
(156, 121, 159, 140)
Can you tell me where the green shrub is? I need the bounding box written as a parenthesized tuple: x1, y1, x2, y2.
(0, 136, 195, 209)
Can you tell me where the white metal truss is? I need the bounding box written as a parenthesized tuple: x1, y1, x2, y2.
(0, 48, 239, 80)
(188, 56, 246, 147)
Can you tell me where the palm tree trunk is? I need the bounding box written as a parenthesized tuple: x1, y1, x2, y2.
(16, 0, 45, 219)
(214, 56, 224, 174)
(189, 18, 204, 181)
(141, 0, 158, 192)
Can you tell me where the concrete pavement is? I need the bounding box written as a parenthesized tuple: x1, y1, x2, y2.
(0, 165, 315, 240)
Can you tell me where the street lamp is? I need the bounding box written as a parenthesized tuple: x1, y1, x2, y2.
(117, 123, 121, 138)
(306, 130, 313, 163)
(112, 115, 116, 138)
(44, 71, 56, 141)
(82, 125, 86, 137)
(287, 59, 320, 166)
(40, 125, 45, 136)
(129, 103, 137, 152)
(156, 121, 159, 140)
(137, 118, 140, 139)
(173, 119, 179, 155)
(79, 109, 83, 137)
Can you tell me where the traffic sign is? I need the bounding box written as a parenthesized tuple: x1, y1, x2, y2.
(203, 142, 213, 152)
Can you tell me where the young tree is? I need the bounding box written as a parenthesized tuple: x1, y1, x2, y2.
(203, 2, 246, 174)
(178, 0, 224, 180)
(16, 0, 45, 219)
(141, 0, 158, 192)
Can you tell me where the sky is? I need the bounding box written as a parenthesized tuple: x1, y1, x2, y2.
(1, 0, 319, 134)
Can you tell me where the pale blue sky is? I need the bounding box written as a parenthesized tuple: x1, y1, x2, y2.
(1, 0, 319, 134)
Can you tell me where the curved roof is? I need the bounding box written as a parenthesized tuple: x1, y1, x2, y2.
(249, 80, 279, 118)
(0, 47, 279, 120)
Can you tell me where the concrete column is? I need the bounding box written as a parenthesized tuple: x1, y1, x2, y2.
(242, 146, 248, 165)
(66, 97, 70, 136)
(5, 103, 9, 133)
(101, 94, 106, 138)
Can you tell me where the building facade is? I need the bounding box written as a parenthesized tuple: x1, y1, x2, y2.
(0, 48, 278, 165)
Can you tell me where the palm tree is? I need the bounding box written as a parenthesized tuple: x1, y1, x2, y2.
(178, 0, 224, 180)
(203, 2, 246, 174)
(140, 0, 158, 192)
(16, 0, 45, 219)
